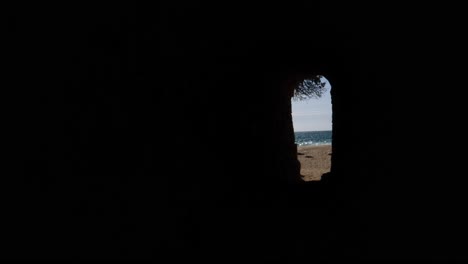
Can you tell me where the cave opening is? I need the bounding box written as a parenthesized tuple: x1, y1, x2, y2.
(291, 76, 332, 181)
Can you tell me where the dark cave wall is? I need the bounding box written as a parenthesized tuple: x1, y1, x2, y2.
(155, 18, 387, 256)
(6, 3, 392, 260)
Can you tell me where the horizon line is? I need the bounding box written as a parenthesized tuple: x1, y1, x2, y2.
(294, 129, 332, 132)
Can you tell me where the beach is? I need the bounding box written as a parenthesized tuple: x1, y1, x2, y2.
(297, 145, 332, 181)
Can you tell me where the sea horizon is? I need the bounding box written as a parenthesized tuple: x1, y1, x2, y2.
(294, 129, 332, 133)
(294, 130, 332, 146)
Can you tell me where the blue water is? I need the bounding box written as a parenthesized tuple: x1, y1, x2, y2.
(294, 130, 332, 146)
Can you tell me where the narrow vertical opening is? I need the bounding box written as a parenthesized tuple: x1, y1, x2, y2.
(292, 76, 332, 181)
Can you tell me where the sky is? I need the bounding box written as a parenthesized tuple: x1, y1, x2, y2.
(292, 80, 332, 132)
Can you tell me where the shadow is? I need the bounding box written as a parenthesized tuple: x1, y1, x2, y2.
(4, 2, 398, 261)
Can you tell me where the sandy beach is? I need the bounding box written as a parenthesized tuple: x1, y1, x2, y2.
(297, 145, 332, 181)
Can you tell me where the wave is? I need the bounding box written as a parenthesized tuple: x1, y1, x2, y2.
(294, 130, 332, 146)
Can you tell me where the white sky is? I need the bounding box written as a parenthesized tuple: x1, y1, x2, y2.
(292, 80, 332, 132)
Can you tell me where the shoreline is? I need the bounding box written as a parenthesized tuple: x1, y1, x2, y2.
(296, 143, 332, 147)
(297, 145, 332, 181)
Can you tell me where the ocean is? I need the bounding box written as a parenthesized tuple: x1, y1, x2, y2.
(294, 130, 332, 146)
